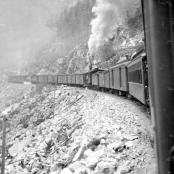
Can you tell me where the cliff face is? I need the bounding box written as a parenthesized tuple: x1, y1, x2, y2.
(24, 0, 144, 74)
(66, 44, 89, 74)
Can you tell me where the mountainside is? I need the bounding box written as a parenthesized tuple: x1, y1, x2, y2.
(23, 0, 144, 75)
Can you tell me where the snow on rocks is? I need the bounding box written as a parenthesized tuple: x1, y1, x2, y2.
(1, 85, 157, 174)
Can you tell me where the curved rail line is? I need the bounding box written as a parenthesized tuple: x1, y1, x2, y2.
(8, 50, 148, 106)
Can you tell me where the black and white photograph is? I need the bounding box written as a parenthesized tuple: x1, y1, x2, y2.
(0, 0, 174, 174)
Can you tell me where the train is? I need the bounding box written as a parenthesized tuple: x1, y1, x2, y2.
(8, 48, 149, 105)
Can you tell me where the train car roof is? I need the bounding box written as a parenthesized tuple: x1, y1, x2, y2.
(108, 59, 130, 70)
(127, 51, 146, 67)
(83, 68, 104, 74)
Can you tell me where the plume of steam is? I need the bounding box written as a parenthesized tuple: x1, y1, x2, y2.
(88, 0, 121, 56)
(88, 0, 141, 58)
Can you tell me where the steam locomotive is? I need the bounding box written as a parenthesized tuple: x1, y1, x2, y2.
(8, 48, 148, 105)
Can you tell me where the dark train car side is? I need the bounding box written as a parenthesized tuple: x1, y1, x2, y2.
(127, 53, 148, 105)
(38, 74, 48, 84)
(109, 60, 130, 95)
(83, 68, 100, 87)
(48, 75, 57, 84)
(8, 75, 27, 83)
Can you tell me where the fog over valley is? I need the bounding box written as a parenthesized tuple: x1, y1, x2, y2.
(0, 0, 74, 71)
(0, 0, 142, 75)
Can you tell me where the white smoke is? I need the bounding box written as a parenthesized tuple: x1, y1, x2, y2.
(88, 0, 120, 56)
(88, 0, 140, 57)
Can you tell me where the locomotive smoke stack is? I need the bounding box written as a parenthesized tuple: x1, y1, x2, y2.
(87, 52, 94, 70)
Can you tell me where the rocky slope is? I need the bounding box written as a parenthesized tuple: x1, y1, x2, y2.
(0, 84, 157, 174)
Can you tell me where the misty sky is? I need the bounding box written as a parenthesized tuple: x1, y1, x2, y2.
(0, 0, 76, 71)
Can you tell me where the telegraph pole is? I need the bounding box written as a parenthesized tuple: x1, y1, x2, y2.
(1, 111, 8, 174)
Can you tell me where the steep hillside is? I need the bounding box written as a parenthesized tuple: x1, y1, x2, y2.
(66, 44, 89, 74)
(1, 84, 156, 174)
(24, 0, 144, 74)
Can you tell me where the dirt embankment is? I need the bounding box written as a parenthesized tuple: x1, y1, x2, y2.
(0, 84, 157, 174)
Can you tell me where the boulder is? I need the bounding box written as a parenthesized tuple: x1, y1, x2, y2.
(108, 142, 126, 153)
(85, 153, 98, 169)
(95, 161, 116, 174)
(125, 141, 134, 148)
(72, 137, 88, 162)
(74, 167, 90, 174)
(50, 172, 59, 174)
(61, 168, 73, 174)
(69, 161, 86, 172)
(50, 168, 62, 174)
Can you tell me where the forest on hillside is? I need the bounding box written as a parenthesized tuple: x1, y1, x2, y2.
(25, 0, 143, 75)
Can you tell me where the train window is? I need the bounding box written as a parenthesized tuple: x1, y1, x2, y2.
(128, 62, 142, 72)
(128, 69, 142, 84)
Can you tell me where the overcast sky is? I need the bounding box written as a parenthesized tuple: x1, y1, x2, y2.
(0, 0, 76, 71)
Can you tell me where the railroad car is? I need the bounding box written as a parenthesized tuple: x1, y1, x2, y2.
(109, 69, 114, 89)
(21, 75, 28, 83)
(75, 74, 80, 86)
(74, 74, 83, 86)
(48, 75, 57, 84)
(79, 74, 84, 86)
(98, 71, 105, 88)
(57, 75, 63, 84)
(112, 66, 120, 90)
(84, 68, 100, 87)
(71, 74, 76, 85)
(57, 75, 60, 84)
(109, 60, 129, 95)
(92, 72, 99, 88)
(23, 75, 30, 82)
(127, 53, 148, 105)
(38, 75, 48, 84)
(104, 70, 110, 89)
(91, 69, 104, 88)
(83, 72, 91, 86)
(67, 75, 72, 85)
(8, 75, 24, 83)
(62, 75, 67, 84)
(31, 75, 39, 84)
(8, 75, 15, 83)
